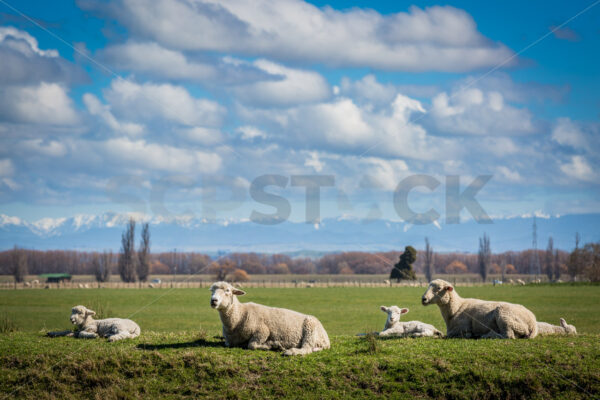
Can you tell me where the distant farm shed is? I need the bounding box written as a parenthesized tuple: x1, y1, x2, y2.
(40, 273, 72, 283)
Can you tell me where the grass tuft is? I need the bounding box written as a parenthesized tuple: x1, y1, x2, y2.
(0, 313, 18, 334)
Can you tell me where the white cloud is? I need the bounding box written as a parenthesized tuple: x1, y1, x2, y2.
(560, 155, 596, 182)
(0, 83, 78, 125)
(240, 93, 456, 161)
(87, 0, 515, 72)
(551, 117, 587, 148)
(0, 26, 84, 85)
(100, 41, 216, 81)
(429, 88, 535, 135)
(0, 27, 58, 57)
(100, 42, 276, 85)
(83, 93, 144, 136)
(236, 125, 267, 140)
(104, 79, 226, 127)
(304, 152, 324, 172)
(496, 166, 522, 182)
(20, 139, 68, 157)
(0, 158, 18, 191)
(359, 157, 410, 190)
(176, 127, 223, 145)
(231, 59, 331, 106)
(97, 138, 222, 174)
(339, 74, 398, 108)
(0, 158, 15, 177)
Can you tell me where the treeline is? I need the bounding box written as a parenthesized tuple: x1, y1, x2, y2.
(2, 245, 598, 281)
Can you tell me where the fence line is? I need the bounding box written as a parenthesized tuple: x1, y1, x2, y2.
(0, 278, 535, 290)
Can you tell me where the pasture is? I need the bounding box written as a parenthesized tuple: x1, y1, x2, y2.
(1, 284, 599, 398)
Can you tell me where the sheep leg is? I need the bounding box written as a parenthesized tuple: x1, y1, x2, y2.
(283, 317, 323, 356)
(247, 329, 272, 350)
(76, 331, 98, 339)
(377, 329, 396, 337)
(480, 330, 506, 339)
(47, 330, 75, 338)
(107, 332, 136, 342)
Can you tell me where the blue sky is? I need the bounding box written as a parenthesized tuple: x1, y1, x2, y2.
(0, 0, 599, 225)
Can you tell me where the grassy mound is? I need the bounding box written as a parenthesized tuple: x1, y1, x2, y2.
(1, 332, 598, 399)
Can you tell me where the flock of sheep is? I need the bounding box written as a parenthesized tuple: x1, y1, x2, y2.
(48, 279, 576, 355)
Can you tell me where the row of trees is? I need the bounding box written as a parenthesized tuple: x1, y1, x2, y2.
(2, 236, 599, 283)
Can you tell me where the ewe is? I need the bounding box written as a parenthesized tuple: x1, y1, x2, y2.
(47, 305, 140, 341)
(210, 281, 330, 356)
(421, 279, 538, 339)
(537, 318, 577, 336)
(379, 306, 443, 338)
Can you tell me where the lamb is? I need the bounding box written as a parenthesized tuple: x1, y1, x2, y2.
(537, 318, 577, 336)
(379, 306, 443, 338)
(47, 305, 140, 341)
(421, 279, 538, 339)
(210, 281, 330, 356)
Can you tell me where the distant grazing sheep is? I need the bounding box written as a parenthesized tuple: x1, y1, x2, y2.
(210, 281, 329, 356)
(537, 318, 577, 336)
(379, 306, 443, 338)
(516, 279, 526, 286)
(47, 305, 140, 341)
(421, 279, 538, 339)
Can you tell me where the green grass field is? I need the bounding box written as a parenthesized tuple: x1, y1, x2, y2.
(1, 285, 599, 399)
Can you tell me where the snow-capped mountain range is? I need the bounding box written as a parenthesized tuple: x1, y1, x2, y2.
(1, 212, 598, 253)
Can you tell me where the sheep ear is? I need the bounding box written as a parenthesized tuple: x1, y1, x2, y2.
(232, 289, 246, 296)
(560, 318, 567, 328)
(445, 286, 453, 292)
(380, 306, 388, 312)
(86, 309, 96, 317)
(401, 308, 409, 314)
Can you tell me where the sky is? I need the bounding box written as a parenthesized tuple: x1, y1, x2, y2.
(0, 0, 599, 226)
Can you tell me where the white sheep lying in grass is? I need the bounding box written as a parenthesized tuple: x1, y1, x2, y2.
(210, 281, 330, 356)
(379, 306, 443, 338)
(537, 318, 577, 336)
(47, 305, 140, 342)
(421, 279, 538, 339)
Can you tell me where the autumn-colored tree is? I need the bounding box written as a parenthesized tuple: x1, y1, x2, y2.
(505, 264, 517, 274)
(150, 260, 170, 275)
(445, 260, 468, 274)
(230, 269, 250, 282)
(581, 242, 600, 282)
(271, 263, 290, 274)
(490, 263, 502, 274)
(338, 261, 354, 275)
(289, 258, 316, 274)
(209, 260, 235, 281)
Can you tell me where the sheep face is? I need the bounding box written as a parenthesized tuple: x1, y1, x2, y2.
(381, 306, 408, 329)
(560, 318, 577, 335)
(210, 281, 246, 310)
(421, 279, 454, 306)
(70, 305, 95, 326)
